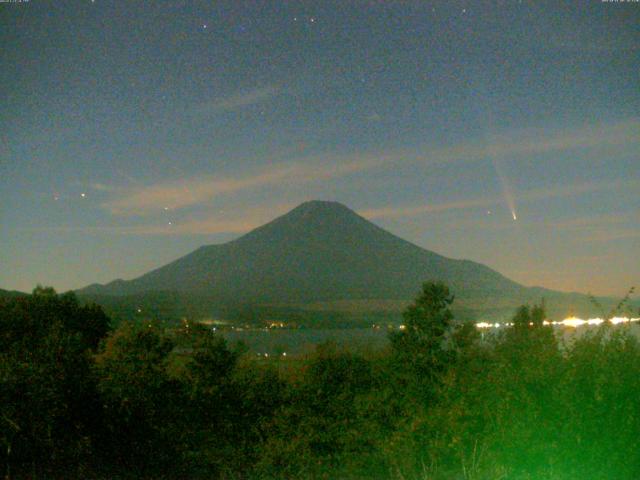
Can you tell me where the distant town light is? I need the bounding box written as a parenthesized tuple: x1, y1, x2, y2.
(562, 317, 585, 328)
(475, 316, 640, 329)
(611, 317, 627, 325)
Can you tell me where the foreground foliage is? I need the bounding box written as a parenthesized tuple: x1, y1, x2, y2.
(1, 284, 639, 479)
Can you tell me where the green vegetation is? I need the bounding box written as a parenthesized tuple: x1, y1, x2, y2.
(1, 283, 639, 479)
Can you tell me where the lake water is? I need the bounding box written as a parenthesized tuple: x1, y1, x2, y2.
(218, 328, 390, 356)
(217, 324, 640, 356)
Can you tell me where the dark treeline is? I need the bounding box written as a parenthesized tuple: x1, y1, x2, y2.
(1, 284, 639, 479)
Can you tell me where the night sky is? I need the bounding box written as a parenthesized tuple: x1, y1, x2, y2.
(1, 1, 638, 296)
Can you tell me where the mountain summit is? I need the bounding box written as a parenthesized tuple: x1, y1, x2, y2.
(79, 200, 522, 305)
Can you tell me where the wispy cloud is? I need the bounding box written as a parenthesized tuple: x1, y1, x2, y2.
(23, 204, 296, 237)
(102, 154, 386, 216)
(422, 118, 639, 165)
(122, 204, 295, 236)
(546, 211, 640, 244)
(584, 229, 640, 243)
(195, 85, 280, 115)
(359, 197, 495, 219)
(360, 179, 640, 220)
(520, 178, 640, 203)
(89, 182, 116, 192)
(104, 170, 288, 215)
(549, 212, 640, 230)
(100, 118, 639, 217)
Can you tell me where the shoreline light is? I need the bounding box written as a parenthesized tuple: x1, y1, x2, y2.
(475, 317, 640, 329)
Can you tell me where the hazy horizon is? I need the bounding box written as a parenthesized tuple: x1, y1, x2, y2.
(4, 199, 633, 299)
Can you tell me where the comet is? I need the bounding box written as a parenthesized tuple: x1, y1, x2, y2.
(491, 156, 518, 221)
(469, 75, 519, 221)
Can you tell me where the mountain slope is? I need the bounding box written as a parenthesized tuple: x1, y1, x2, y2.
(0, 288, 28, 299)
(79, 201, 523, 304)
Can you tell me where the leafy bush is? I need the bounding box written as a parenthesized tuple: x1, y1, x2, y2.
(1, 283, 639, 479)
